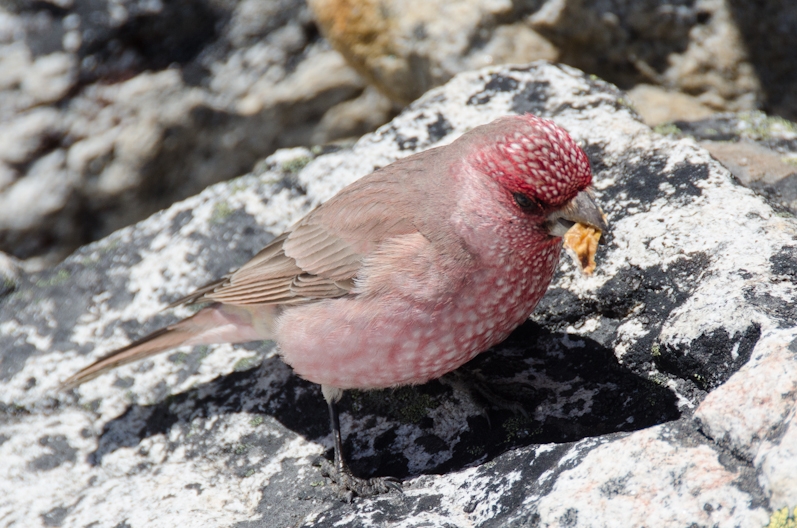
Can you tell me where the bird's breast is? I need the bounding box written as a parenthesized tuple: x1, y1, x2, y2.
(275, 237, 562, 390)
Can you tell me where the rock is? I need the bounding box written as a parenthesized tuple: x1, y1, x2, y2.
(1, 62, 795, 527)
(702, 141, 797, 190)
(726, 0, 797, 121)
(310, 85, 399, 145)
(311, 0, 797, 122)
(308, 0, 558, 104)
(529, 0, 763, 114)
(0, 107, 64, 167)
(0, 251, 22, 298)
(655, 112, 797, 214)
(627, 83, 716, 126)
(0, 0, 388, 268)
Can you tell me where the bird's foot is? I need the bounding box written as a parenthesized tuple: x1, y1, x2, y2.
(316, 458, 402, 501)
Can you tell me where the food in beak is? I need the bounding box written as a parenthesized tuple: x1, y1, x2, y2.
(563, 222, 603, 275)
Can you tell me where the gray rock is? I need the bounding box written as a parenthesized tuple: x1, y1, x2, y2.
(308, 0, 797, 123)
(529, 0, 764, 114)
(626, 83, 716, 126)
(308, 0, 559, 104)
(658, 112, 797, 214)
(1, 62, 794, 527)
(726, 0, 797, 121)
(0, 0, 393, 268)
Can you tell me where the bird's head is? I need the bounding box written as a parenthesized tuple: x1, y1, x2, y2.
(467, 114, 607, 237)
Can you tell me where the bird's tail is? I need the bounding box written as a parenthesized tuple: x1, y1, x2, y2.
(62, 303, 277, 389)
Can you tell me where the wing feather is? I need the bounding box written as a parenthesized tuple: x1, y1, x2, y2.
(170, 147, 452, 308)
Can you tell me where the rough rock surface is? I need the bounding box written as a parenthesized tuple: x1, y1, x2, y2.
(2, 62, 796, 527)
(626, 83, 716, 125)
(657, 112, 797, 214)
(0, 0, 393, 267)
(309, 0, 797, 123)
(5, 0, 797, 271)
(529, 0, 763, 113)
(308, 0, 559, 104)
(726, 0, 797, 121)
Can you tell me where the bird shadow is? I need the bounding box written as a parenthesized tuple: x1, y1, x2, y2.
(87, 320, 679, 481)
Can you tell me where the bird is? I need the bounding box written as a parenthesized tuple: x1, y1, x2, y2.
(63, 113, 607, 498)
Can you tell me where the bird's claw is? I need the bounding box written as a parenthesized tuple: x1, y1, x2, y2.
(317, 458, 402, 501)
(383, 478, 403, 493)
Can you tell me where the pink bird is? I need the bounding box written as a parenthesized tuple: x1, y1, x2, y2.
(64, 114, 607, 497)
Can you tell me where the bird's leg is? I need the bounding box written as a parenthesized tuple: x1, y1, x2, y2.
(328, 387, 345, 472)
(318, 385, 402, 500)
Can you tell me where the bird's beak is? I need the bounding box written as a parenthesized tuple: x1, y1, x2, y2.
(546, 188, 608, 238)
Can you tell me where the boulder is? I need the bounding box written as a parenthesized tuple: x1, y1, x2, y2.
(308, 0, 558, 104)
(662, 112, 797, 215)
(1, 62, 795, 527)
(529, 0, 763, 113)
(0, 0, 393, 267)
(308, 0, 797, 123)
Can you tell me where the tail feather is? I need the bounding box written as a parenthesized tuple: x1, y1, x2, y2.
(62, 326, 196, 389)
(62, 303, 277, 390)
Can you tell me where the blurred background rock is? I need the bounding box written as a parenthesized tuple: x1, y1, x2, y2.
(1, 0, 795, 270)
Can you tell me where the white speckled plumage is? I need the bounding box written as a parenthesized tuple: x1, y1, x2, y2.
(273, 115, 593, 389)
(65, 114, 595, 392)
(61, 113, 598, 497)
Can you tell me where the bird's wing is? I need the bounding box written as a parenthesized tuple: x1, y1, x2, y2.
(174, 155, 439, 307)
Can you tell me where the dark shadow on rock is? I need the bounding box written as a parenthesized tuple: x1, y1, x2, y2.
(88, 320, 680, 482)
(529, 3, 696, 91)
(727, 0, 797, 121)
(426, 321, 681, 476)
(655, 324, 761, 391)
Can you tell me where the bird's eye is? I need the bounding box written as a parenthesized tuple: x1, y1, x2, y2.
(513, 192, 539, 212)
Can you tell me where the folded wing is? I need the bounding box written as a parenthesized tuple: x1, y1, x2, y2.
(172, 154, 441, 307)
